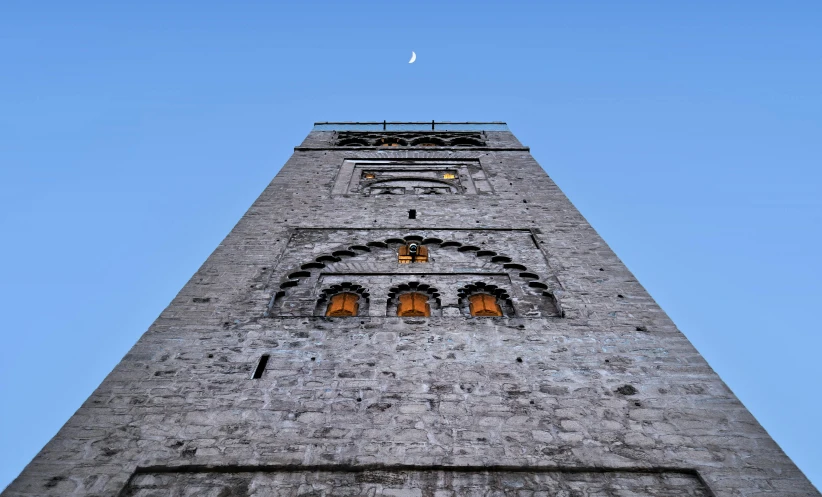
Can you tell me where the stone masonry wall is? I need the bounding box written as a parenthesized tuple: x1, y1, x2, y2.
(3, 126, 818, 496)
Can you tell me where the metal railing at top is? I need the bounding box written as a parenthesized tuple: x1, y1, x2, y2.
(313, 121, 509, 132)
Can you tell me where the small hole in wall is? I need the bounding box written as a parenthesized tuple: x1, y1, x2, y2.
(208, 354, 214, 358)
(636, 326, 648, 332)
(634, 402, 641, 407)
(516, 357, 523, 363)
(408, 209, 417, 219)
(604, 359, 610, 363)
(523, 200, 527, 203)
(310, 357, 316, 362)
(357, 397, 362, 402)
(617, 294, 624, 298)
(252, 355, 270, 379)
(529, 400, 535, 405)
(599, 268, 604, 271)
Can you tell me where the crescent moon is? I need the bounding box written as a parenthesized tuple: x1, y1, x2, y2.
(409, 51, 416, 64)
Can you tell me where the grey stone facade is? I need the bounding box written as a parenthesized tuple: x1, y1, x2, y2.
(3, 122, 818, 496)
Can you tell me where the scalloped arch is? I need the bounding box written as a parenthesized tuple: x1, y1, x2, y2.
(274, 235, 551, 295)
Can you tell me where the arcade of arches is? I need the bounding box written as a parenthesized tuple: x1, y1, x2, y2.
(323, 290, 508, 318)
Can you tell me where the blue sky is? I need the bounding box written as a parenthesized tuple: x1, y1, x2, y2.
(1, 0, 820, 491)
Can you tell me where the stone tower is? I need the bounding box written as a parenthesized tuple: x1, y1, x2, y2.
(4, 122, 817, 496)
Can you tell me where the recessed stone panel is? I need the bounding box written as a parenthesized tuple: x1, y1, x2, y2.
(332, 159, 493, 195)
(122, 468, 712, 496)
(267, 229, 562, 318)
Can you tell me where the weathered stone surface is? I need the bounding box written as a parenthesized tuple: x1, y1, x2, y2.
(121, 468, 712, 496)
(3, 123, 818, 496)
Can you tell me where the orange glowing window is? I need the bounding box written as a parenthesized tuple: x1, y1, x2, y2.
(398, 244, 428, 264)
(364, 172, 376, 179)
(468, 293, 502, 317)
(397, 292, 430, 317)
(326, 292, 359, 317)
(442, 173, 456, 179)
(380, 142, 401, 147)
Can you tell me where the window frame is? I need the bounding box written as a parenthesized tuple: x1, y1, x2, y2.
(325, 292, 360, 317)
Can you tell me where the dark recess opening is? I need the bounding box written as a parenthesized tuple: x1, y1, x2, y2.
(408, 209, 417, 219)
(252, 355, 270, 379)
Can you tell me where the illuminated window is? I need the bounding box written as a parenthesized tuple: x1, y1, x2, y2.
(364, 172, 376, 179)
(468, 293, 503, 317)
(397, 292, 430, 317)
(419, 143, 438, 147)
(398, 243, 428, 264)
(326, 292, 359, 317)
(442, 173, 456, 180)
(377, 137, 406, 147)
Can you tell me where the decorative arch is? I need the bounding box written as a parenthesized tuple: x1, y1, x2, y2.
(448, 137, 485, 147)
(271, 234, 562, 317)
(376, 137, 407, 147)
(362, 177, 460, 196)
(387, 282, 441, 318)
(410, 136, 446, 147)
(314, 282, 370, 317)
(334, 132, 487, 148)
(457, 282, 515, 317)
(337, 137, 369, 147)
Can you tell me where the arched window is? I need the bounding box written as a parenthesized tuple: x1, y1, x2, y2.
(410, 137, 446, 147)
(458, 283, 513, 317)
(468, 293, 503, 317)
(397, 292, 430, 317)
(326, 292, 360, 317)
(377, 137, 406, 147)
(398, 243, 428, 263)
(448, 137, 485, 147)
(338, 138, 369, 147)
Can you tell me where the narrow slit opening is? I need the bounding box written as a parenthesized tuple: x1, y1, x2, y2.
(252, 354, 270, 379)
(408, 209, 417, 219)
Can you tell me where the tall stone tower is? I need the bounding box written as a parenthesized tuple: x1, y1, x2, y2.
(5, 122, 817, 496)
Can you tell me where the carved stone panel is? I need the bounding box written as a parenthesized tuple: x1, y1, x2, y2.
(266, 229, 563, 318)
(331, 159, 493, 195)
(122, 468, 712, 496)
